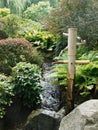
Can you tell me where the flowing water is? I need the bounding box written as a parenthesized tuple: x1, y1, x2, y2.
(1, 62, 60, 130)
(40, 62, 60, 111)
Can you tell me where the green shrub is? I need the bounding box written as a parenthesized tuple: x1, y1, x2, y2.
(0, 38, 43, 75)
(0, 74, 14, 118)
(0, 14, 21, 37)
(0, 30, 8, 39)
(23, 30, 56, 51)
(8, 0, 31, 15)
(12, 62, 42, 108)
(45, 0, 98, 50)
(0, 8, 10, 17)
(18, 19, 42, 37)
(23, 1, 52, 22)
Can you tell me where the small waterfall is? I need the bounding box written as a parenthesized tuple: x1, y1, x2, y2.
(0, 62, 61, 130)
(40, 62, 60, 111)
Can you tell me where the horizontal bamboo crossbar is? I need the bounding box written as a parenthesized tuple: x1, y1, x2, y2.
(76, 41, 86, 46)
(54, 60, 90, 64)
(63, 33, 68, 37)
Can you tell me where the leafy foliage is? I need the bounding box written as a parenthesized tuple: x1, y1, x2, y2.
(0, 0, 59, 15)
(0, 38, 43, 75)
(0, 74, 14, 118)
(0, 8, 10, 17)
(75, 51, 98, 96)
(23, 1, 52, 22)
(79, 51, 98, 62)
(45, 0, 98, 49)
(0, 14, 21, 37)
(18, 19, 42, 37)
(21, 30, 56, 51)
(12, 62, 42, 108)
(0, 30, 8, 40)
(0, 14, 42, 38)
(30, 0, 60, 7)
(54, 36, 67, 56)
(51, 64, 67, 87)
(53, 50, 98, 98)
(7, 0, 31, 15)
(0, 0, 7, 8)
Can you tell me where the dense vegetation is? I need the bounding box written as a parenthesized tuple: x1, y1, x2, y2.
(12, 62, 42, 108)
(0, 74, 14, 118)
(46, 0, 98, 50)
(0, 0, 98, 119)
(52, 50, 98, 101)
(0, 38, 43, 75)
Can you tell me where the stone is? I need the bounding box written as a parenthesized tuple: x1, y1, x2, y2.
(59, 99, 98, 130)
(23, 108, 65, 130)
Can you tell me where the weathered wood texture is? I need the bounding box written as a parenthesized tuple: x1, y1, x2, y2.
(56, 28, 89, 114)
(66, 28, 77, 114)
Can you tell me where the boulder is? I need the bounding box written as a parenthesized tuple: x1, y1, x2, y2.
(23, 108, 65, 130)
(59, 99, 98, 130)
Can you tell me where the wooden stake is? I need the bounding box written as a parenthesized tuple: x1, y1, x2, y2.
(55, 28, 89, 114)
(66, 28, 77, 114)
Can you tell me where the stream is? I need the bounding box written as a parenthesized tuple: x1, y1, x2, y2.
(40, 62, 60, 111)
(1, 61, 60, 130)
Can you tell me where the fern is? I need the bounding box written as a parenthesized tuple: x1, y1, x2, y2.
(50, 64, 67, 87)
(53, 50, 98, 97)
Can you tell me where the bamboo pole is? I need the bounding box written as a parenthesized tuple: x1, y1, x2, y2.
(66, 28, 77, 114)
(55, 28, 89, 114)
(54, 60, 90, 64)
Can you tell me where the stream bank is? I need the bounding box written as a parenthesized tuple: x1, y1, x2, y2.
(0, 60, 62, 130)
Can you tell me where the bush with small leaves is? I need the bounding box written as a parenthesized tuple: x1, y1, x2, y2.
(12, 62, 42, 108)
(0, 38, 43, 75)
(23, 1, 52, 22)
(0, 74, 14, 118)
(0, 14, 21, 37)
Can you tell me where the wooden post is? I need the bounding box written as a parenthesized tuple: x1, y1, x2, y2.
(54, 28, 89, 114)
(66, 28, 77, 114)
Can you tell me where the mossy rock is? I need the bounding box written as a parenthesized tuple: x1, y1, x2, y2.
(23, 109, 60, 130)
